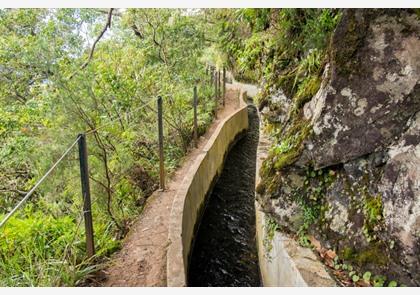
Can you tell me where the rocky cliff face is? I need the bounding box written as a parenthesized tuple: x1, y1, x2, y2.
(257, 9, 419, 285)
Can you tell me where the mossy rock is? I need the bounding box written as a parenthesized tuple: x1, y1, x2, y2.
(293, 74, 322, 110)
(340, 243, 390, 268)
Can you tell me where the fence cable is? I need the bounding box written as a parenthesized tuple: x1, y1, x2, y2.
(85, 97, 158, 135)
(0, 136, 81, 229)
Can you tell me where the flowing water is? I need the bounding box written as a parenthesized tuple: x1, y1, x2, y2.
(188, 105, 261, 287)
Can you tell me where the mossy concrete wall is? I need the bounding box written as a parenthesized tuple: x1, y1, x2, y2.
(167, 93, 249, 287)
(254, 121, 336, 287)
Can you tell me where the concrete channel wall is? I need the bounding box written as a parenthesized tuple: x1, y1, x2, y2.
(230, 79, 336, 287)
(254, 115, 337, 287)
(167, 92, 249, 287)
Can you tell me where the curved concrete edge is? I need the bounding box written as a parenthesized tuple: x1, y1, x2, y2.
(254, 119, 336, 287)
(167, 91, 249, 287)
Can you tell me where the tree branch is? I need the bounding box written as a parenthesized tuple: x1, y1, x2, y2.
(131, 24, 144, 39)
(68, 8, 114, 80)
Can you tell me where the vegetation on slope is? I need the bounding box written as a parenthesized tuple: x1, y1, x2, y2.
(0, 8, 216, 286)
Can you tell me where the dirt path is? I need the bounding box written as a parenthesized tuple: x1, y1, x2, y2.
(99, 85, 241, 287)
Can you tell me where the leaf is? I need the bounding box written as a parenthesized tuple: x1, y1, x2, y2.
(388, 281, 397, 287)
(352, 275, 360, 282)
(334, 264, 341, 270)
(363, 271, 371, 281)
(373, 275, 386, 287)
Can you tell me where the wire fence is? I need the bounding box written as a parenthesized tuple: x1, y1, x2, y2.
(0, 65, 227, 286)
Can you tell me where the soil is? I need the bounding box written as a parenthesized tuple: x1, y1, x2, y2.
(97, 85, 241, 287)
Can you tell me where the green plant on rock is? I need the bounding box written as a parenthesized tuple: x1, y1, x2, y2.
(362, 193, 384, 242)
(263, 216, 279, 259)
(373, 275, 387, 287)
(296, 166, 337, 239)
(330, 253, 402, 287)
(293, 74, 322, 111)
(295, 194, 320, 246)
(256, 119, 312, 197)
(271, 120, 312, 171)
(363, 271, 372, 282)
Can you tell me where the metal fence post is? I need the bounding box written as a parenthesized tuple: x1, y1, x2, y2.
(77, 133, 95, 258)
(214, 70, 218, 100)
(157, 96, 165, 190)
(218, 69, 221, 99)
(222, 67, 226, 106)
(193, 86, 198, 148)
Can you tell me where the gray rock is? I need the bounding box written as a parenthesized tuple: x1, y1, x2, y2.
(379, 111, 420, 279)
(258, 9, 420, 286)
(261, 88, 291, 125)
(301, 9, 420, 169)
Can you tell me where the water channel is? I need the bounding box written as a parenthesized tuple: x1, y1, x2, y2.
(188, 105, 261, 287)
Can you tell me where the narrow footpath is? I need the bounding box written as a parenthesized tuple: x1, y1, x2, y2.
(99, 85, 241, 287)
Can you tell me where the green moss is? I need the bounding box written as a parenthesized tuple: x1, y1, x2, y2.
(272, 120, 311, 171)
(341, 246, 354, 260)
(330, 10, 368, 76)
(318, 202, 330, 226)
(256, 120, 312, 206)
(351, 244, 389, 267)
(255, 181, 266, 195)
(294, 75, 322, 109)
(364, 195, 383, 226)
(263, 216, 279, 255)
(273, 149, 300, 170)
(414, 9, 420, 20)
(362, 191, 384, 242)
(340, 241, 389, 269)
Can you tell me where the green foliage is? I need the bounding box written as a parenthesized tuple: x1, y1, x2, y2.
(373, 275, 387, 287)
(388, 280, 398, 287)
(352, 274, 360, 282)
(0, 8, 216, 286)
(263, 216, 279, 257)
(331, 253, 401, 287)
(294, 166, 337, 242)
(237, 9, 341, 206)
(0, 212, 107, 286)
(342, 243, 389, 270)
(363, 271, 372, 282)
(268, 120, 311, 172)
(213, 8, 340, 97)
(362, 194, 384, 243)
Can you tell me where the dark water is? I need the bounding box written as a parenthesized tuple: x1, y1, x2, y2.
(188, 105, 261, 287)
